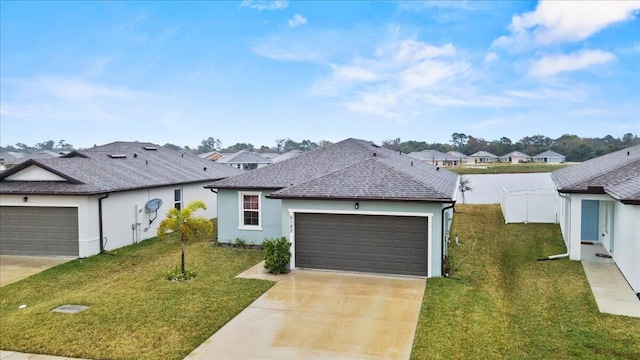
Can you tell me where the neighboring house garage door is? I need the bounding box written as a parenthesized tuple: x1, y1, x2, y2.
(0, 206, 79, 257)
(295, 213, 428, 276)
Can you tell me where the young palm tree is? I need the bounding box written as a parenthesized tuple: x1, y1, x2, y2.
(157, 200, 213, 275)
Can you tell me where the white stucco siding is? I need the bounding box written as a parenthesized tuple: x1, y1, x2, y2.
(0, 194, 96, 257)
(4, 165, 67, 181)
(612, 202, 640, 293)
(565, 193, 612, 260)
(0, 182, 217, 258)
(99, 183, 217, 253)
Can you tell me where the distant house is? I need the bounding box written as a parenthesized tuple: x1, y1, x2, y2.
(408, 150, 460, 167)
(206, 138, 459, 278)
(0, 142, 243, 258)
(272, 150, 303, 163)
(259, 153, 280, 160)
(468, 151, 499, 163)
(447, 151, 469, 163)
(552, 145, 640, 294)
(500, 151, 531, 163)
(218, 150, 273, 170)
(198, 151, 225, 162)
(0, 151, 60, 170)
(534, 150, 565, 164)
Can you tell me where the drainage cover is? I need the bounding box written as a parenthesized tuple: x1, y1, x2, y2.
(52, 305, 89, 314)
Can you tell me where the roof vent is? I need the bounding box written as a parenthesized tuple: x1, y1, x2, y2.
(145, 160, 148, 165)
(203, 167, 207, 171)
(373, 152, 377, 157)
(108, 154, 127, 159)
(628, 151, 630, 156)
(143, 146, 157, 151)
(411, 161, 413, 166)
(133, 153, 138, 158)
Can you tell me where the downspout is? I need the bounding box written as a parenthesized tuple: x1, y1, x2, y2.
(441, 202, 456, 276)
(98, 194, 109, 253)
(537, 192, 571, 261)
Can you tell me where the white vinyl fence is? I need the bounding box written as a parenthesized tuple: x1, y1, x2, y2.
(500, 188, 558, 224)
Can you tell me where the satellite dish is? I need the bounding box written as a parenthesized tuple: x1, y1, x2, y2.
(145, 198, 163, 211)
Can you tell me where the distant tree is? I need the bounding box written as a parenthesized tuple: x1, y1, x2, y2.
(382, 138, 402, 150)
(450, 133, 469, 151)
(163, 143, 183, 151)
(317, 140, 334, 148)
(197, 137, 222, 154)
(255, 145, 274, 153)
(221, 143, 254, 153)
(157, 200, 213, 277)
(459, 177, 472, 204)
(298, 139, 318, 152)
(275, 138, 288, 153)
(56, 139, 74, 150)
(34, 140, 55, 151)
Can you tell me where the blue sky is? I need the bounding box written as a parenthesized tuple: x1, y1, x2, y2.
(1, 1, 639, 149)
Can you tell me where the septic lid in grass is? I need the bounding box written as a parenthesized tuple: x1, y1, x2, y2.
(52, 305, 89, 314)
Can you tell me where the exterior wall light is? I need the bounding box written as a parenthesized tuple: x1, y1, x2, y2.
(22, 196, 28, 202)
(354, 202, 359, 209)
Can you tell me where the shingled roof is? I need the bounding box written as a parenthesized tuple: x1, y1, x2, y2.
(551, 145, 640, 204)
(218, 150, 273, 165)
(0, 142, 244, 195)
(208, 138, 458, 202)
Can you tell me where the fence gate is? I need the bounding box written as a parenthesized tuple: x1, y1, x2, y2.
(500, 188, 557, 224)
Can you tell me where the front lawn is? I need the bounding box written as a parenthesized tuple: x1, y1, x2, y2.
(449, 162, 569, 174)
(412, 205, 640, 359)
(0, 237, 273, 360)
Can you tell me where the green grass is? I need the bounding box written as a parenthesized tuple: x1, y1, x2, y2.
(0, 237, 273, 360)
(449, 162, 570, 174)
(411, 205, 640, 360)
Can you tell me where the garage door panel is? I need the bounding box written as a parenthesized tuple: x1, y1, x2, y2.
(0, 206, 79, 257)
(295, 213, 427, 277)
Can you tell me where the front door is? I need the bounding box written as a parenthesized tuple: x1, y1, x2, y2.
(581, 200, 599, 241)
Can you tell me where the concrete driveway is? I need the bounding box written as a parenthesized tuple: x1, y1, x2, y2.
(0, 255, 74, 287)
(185, 269, 426, 359)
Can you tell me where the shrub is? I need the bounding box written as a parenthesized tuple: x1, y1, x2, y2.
(164, 265, 196, 281)
(263, 237, 291, 274)
(234, 237, 246, 247)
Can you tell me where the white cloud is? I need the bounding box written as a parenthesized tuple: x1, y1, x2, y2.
(240, 0, 288, 11)
(288, 14, 307, 28)
(484, 52, 498, 64)
(528, 49, 616, 77)
(311, 38, 472, 117)
(495, 1, 640, 48)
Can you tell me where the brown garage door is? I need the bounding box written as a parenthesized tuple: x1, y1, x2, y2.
(0, 206, 79, 256)
(295, 213, 428, 276)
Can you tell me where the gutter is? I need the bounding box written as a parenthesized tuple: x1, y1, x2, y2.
(441, 201, 456, 276)
(98, 194, 109, 253)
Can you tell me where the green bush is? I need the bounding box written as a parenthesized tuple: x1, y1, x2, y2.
(164, 265, 197, 281)
(263, 237, 291, 274)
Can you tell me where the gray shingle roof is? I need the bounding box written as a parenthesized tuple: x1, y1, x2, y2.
(469, 151, 498, 158)
(534, 150, 565, 158)
(272, 150, 303, 163)
(0, 141, 244, 195)
(408, 150, 459, 162)
(501, 151, 530, 158)
(447, 151, 468, 159)
(551, 145, 640, 203)
(218, 150, 273, 164)
(210, 138, 458, 202)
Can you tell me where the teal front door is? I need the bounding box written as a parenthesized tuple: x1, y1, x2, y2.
(581, 200, 599, 241)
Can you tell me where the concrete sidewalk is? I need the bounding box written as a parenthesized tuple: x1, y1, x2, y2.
(0, 350, 87, 360)
(581, 243, 640, 318)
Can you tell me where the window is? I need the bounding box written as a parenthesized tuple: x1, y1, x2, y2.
(174, 188, 182, 210)
(239, 192, 261, 229)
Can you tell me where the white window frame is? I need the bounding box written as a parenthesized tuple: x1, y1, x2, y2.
(174, 188, 183, 210)
(238, 191, 262, 230)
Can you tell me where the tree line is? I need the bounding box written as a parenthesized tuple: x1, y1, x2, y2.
(381, 133, 639, 162)
(3, 133, 638, 162)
